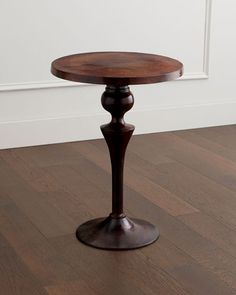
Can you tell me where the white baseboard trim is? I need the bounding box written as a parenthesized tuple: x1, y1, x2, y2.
(0, 101, 235, 149)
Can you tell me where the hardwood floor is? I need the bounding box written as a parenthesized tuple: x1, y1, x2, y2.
(0, 125, 236, 294)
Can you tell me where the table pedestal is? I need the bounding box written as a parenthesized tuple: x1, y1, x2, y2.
(76, 86, 159, 250)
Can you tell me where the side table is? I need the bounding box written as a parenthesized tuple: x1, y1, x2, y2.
(51, 52, 183, 250)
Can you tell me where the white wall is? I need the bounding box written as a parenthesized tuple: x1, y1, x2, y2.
(0, 0, 235, 149)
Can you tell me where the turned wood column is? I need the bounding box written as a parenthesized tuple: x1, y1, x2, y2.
(100, 85, 134, 218)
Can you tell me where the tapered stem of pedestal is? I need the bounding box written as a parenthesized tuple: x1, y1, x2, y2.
(100, 85, 134, 217)
(76, 85, 159, 250)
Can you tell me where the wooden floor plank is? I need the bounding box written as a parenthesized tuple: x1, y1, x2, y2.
(2, 183, 76, 238)
(124, 186, 236, 293)
(192, 125, 236, 150)
(46, 280, 97, 295)
(178, 211, 236, 258)
(0, 232, 48, 295)
(134, 132, 236, 193)
(176, 129, 236, 162)
(71, 141, 198, 217)
(0, 203, 78, 286)
(3, 143, 84, 167)
(145, 161, 236, 231)
(0, 156, 25, 189)
(49, 234, 190, 295)
(0, 150, 62, 192)
(107, 135, 236, 231)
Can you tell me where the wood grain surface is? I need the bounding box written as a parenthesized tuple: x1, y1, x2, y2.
(51, 52, 183, 85)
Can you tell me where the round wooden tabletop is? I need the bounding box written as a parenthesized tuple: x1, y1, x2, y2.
(51, 52, 183, 86)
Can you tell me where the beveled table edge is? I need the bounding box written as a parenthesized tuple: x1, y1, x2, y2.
(51, 51, 183, 86)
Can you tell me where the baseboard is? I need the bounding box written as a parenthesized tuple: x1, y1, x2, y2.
(0, 101, 235, 149)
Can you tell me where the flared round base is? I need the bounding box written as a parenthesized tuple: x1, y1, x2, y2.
(76, 215, 159, 250)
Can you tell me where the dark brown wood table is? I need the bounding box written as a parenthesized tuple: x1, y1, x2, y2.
(51, 52, 183, 250)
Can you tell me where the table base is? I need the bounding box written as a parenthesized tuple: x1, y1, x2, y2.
(76, 215, 159, 250)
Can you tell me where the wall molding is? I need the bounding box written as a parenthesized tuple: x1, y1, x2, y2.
(0, 80, 84, 92)
(203, 0, 212, 77)
(180, 72, 208, 80)
(1, 99, 235, 150)
(180, 0, 212, 81)
(0, 0, 212, 92)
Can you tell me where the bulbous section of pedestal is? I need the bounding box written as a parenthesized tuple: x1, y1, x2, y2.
(76, 215, 159, 250)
